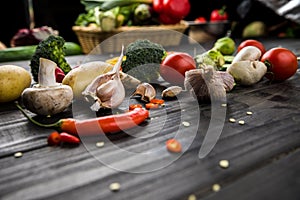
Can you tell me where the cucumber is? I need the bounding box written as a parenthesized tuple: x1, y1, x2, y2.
(0, 42, 82, 62)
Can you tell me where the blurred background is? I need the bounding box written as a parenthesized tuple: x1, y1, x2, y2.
(0, 0, 299, 48)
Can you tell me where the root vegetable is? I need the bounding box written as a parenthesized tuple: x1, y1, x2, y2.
(0, 65, 31, 103)
(22, 58, 73, 115)
(227, 60, 267, 86)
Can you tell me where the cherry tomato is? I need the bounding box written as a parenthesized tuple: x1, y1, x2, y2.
(210, 7, 228, 22)
(160, 52, 196, 85)
(166, 138, 182, 153)
(261, 47, 298, 81)
(237, 39, 266, 55)
(194, 17, 207, 23)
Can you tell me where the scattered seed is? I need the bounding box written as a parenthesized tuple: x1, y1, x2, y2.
(109, 182, 121, 192)
(246, 111, 253, 115)
(221, 103, 227, 107)
(238, 120, 245, 125)
(188, 194, 197, 200)
(219, 159, 230, 169)
(182, 121, 190, 127)
(96, 141, 105, 148)
(14, 152, 23, 158)
(212, 184, 221, 192)
(229, 118, 236, 123)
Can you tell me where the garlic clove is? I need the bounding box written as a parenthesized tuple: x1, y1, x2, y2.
(131, 82, 156, 102)
(162, 86, 183, 98)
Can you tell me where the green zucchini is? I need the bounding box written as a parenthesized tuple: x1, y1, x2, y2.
(0, 42, 82, 62)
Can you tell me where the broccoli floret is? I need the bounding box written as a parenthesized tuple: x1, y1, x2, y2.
(122, 39, 166, 82)
(30, 35, 72, 82)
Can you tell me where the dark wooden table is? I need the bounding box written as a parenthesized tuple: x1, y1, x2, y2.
(0, 38, 300, 200)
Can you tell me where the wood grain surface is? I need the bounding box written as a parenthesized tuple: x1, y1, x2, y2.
(0, 38, 299, 200)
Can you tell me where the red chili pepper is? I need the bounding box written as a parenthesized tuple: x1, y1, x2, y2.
(210, 6, 228, 22)
(129, 104, 143, 111)
(145, 103, 159, 110)
(55, 67, 65, 83)
(60, 132, 80, 144)
(47, 131, 61, 146)
(16, 103, 149, 136)
(150, 98, 165, 105)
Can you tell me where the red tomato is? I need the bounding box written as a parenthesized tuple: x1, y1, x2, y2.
(194, 17, 207, 23)
(160, 52, 196, 85)
(210, 7, 228, 22)
(237, 39, 266, 55)
(261, 47, 298, 81)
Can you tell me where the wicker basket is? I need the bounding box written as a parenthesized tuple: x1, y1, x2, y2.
(72, 21, 189, 54)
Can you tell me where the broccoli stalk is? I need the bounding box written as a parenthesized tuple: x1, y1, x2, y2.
(122, 39, 166, 82)
(30, 35, 72, 82)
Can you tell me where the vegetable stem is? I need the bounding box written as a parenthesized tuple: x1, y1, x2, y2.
(15, 102, 61, 129)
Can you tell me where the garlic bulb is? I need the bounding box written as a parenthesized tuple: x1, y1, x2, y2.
(184, 65, 234, 102)
(131, 82, 156, 102)
(82, 47, 125, 110)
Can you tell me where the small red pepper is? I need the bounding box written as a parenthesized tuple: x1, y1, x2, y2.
(47, 131, 61, 146)
(150, 98, 165, 105)
(16, 103, 149, 136)
(145, 103, 159, 110)
(129, 104, 143, 111)
(55, 67, 65, 83)
(60, 132, 80, 144)
(210, 6, 228, 22)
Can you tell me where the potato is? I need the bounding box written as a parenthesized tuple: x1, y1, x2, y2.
(62, 61, 113, 98)
(0, 65, 31, 103)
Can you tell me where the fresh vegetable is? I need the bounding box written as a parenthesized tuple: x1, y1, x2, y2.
(30, 35, 72, 82)
(133, 3, 152, 25)
(194, 49, 225, 70)
(242, 21, 266, 38)
(47, 131, 61, 146)
(55, 67, 65, 83)
(22, 58, 73, 115)
(184, 66, 234, 102)
(122, 39, 166, 82)
(213, 37, 236, 55)
(237, 39, 266, 55)
(145, 103, 159, 109)
(0, 42, 82, 62)
(82, 48, 125, 111)
(161, 86, 183, 98)
(232, 46, 261, 64)
(166, 138, 182, 153)
(99, 9, 117, 32)
(160, 52, 196, 86)
(0, 65, 31, 103)
(153, 0, 190, 24)
(131, 83, 156, 102)
(10, 26, 58, 47)
(150, 98, 165, 105)
(60, 132, 81, 144)
(194, 16, 206, 23)
(129, 104, 143, 110)
(227, 60, 267, 86)
(210, 6, 228, 22)
(261, 47, 298, 81)
(63, 61, 113, 98)
(17, 103, 149, 136)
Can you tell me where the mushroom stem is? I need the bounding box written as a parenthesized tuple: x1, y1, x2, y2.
(38, 58, 58, 87)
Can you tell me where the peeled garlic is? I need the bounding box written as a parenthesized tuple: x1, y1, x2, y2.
(82, 47, 125, 110)
(162, 86, 183, 98)
(131, 82, 156, 102)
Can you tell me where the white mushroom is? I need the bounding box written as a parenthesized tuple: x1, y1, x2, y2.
(21, 58, 73, 115)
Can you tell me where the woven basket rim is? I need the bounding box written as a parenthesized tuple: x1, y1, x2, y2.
(72, 20, 189, 33)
